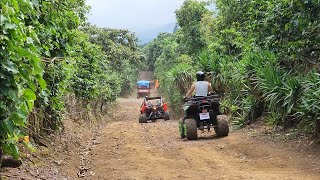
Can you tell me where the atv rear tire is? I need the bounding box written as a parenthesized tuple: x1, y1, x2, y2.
(139, 113, 148, 123)
(178, 119, 186, 139)
(185, 119, 197, 140)
(214, 115, 229, 136)
(164, 112, 170, 120)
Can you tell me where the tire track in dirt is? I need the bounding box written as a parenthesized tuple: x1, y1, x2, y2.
(87, 107, 320, 179)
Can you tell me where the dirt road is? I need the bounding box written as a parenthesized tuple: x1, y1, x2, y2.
(2, 73, 319, 180)
(83, 72, 320, 180)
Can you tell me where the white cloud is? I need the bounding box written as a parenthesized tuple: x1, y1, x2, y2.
(86, 0, 185, 32)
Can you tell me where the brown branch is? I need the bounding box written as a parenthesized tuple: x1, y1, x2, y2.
(41, 57, 65, 63)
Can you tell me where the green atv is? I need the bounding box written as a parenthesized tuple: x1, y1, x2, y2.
(179, 95, 229, 140)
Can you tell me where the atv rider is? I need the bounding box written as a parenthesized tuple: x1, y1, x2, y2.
(179, 71, 214, 137)
(185, 71, 214, 98)
(181, 71, 214, 121)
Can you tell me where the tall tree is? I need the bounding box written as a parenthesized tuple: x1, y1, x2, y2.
(175, 0, 210, 55)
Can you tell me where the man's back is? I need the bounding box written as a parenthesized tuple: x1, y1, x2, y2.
(195, 81, 209, 96)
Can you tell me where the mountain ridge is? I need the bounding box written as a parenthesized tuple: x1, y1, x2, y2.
(136, 23, 176, 45)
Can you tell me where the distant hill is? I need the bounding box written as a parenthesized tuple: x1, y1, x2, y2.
(137, 23, 176, 45)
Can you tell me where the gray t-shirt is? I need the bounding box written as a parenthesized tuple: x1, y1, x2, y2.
(195, 81, 208, 96)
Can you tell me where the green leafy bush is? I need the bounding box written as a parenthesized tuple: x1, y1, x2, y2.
(298, 72, 320, 137)
(0, 0, 141, 159)
(256, 64, 300, 125)
(82, 26, 142, 95)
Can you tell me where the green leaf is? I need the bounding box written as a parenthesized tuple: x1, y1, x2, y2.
(2, 119, 14, 136)
(8, 88, 18, 101)
(18, 65, 31, 81)
(2, 144, 12, 157)
(9, 143, 20, 159)
(5, 6, 15, 15)
(26, 80, 37, 92)
(36, 74, 47, 89)
(0, 101, 7, 110)
(16, 47, 33, 59)
(9, 113, 26, 127)
(27, 100, 34, 112)
(31, 31, 40, 44)
(23, 141, 36, 153)
(31, 58, 43, 75)
(23, 88, 36, 101)
(1, 86, 18, 101)
(2, 61, 19, 74)
(0, 14, 7, 25)
(12, 0, 20, 12)
(20, 103, 28, 114)
(4, 23, 17, 30)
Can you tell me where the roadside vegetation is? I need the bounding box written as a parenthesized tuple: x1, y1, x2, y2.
(0, 0, 142, 159)
(143, 0, 320, 139)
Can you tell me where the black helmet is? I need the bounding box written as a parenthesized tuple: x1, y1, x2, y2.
(196, 71, 205, 81)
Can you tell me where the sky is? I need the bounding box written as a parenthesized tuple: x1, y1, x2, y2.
(86, 0, 185, 33)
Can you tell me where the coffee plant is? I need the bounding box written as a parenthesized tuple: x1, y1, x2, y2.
(0, 0, 141, 159)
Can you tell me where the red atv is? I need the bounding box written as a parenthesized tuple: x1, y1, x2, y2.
(139, 96, 170, 123)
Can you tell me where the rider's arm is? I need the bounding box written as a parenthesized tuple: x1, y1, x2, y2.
(185, 83, 196, 98)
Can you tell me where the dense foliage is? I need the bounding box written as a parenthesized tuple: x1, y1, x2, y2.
(82, 25, 142, 95)
(143, 0, 320, 138)
(0, 0, 141, 158)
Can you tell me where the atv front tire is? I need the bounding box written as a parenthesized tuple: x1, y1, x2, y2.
(139, 113, 148, 123)
(214, 115, 229, 136)
(185, 119, 197, 140)
(178, 119, 186, 139)
(164, 112, 170, 120)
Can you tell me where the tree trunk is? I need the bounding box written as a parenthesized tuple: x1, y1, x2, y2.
(100, 100, 104, 112)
